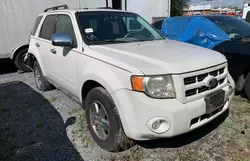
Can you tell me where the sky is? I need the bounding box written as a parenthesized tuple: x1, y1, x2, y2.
(189, 0, 245, 8)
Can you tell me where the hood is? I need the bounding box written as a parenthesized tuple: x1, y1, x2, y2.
(89, 40, 227, 75)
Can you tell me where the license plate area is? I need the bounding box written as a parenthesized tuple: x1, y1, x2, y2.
(205, 89, 225, 114)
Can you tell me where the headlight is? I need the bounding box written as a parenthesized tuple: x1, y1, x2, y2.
(131, 75, 176, 99)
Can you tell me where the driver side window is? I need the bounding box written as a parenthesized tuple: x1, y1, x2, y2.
(55, 15, 77, 46)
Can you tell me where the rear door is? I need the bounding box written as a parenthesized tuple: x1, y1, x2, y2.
(27, 15, 43, 64)
(37, 14, 57, 77)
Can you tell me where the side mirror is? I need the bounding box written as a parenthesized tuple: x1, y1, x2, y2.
(52, 33, 74, 48)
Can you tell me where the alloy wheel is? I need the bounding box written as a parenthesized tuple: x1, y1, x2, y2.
(89, 101, 110, 140)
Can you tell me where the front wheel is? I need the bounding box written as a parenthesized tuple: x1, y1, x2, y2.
(85, 87, 134, 152)
(14, 48, 31, 72)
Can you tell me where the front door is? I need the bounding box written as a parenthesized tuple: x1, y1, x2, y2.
(48, 14, 78, 96)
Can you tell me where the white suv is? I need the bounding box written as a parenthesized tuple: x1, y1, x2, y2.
(26, 5, 235, 152)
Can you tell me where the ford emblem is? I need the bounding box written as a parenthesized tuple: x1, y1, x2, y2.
(204, 76, 218, 88)
(208, 78, 218, 88)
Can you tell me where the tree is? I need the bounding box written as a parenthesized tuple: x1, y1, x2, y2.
(171, 0, 189, 16)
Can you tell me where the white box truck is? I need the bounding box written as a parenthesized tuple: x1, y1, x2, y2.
(0, 0, 170, 71)
(243, 0, 250, 19)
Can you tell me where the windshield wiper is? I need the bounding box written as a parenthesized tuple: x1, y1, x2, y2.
(88, 39, 159, 45)
(88, 39, 129, 45)
(104, 40, 128, 43)
(131, 39, 156, 42)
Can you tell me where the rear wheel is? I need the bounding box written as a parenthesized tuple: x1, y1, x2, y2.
(85, 87, 134, 152)
(33, 61, 53, 91)
(14, 48, 31, 72)
(244, 73, 250, 100)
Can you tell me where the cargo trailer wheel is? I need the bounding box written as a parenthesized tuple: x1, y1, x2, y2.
(85, 87, 134, 152)
(33, 61, 53, 91)
(14, 48, 31, 72)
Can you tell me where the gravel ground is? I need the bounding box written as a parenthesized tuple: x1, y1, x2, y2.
(0, 59, 250, 161)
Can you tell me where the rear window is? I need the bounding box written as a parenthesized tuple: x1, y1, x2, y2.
(39, 15, 57, 40)
(31, 16, 43, 36)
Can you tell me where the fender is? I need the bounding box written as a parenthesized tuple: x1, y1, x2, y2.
(78, 68, 133, 103)
(78, 68, 136, 138)
(27, 44, 47, 76)
(228, 73, 236, 91)
(76, 50, 144, 102)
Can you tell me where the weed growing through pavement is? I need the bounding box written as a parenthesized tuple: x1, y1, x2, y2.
(48, 97, 56, 103)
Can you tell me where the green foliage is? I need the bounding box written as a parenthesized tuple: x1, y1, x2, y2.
(171, 0, 189, 16)
(228, 6, 241, 11)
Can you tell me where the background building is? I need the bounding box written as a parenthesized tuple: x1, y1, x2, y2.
(183, 4, 241, 17)
(183, 4, 212, 15)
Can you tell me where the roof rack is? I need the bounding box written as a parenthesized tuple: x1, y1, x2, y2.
(44, 5, 68, 12)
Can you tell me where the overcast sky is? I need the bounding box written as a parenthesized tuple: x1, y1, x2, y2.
(189, 0, 245, 8)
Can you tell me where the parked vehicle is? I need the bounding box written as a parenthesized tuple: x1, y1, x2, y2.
(0, 0, 170, 71)
(151, 19, 164, 31)
(246, 11, 250, 23)
(156, 15, 250, 100)
(26, 6, 235, 152)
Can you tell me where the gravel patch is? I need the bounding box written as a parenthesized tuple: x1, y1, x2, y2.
(0, 60, 250, 161)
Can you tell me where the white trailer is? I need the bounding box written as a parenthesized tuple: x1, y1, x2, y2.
(243, 0, 250, 19)
(0, 0, 170, 71)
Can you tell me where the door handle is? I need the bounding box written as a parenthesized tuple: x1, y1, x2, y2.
(50, 48, 57, 54)
(36, 43, 40, 47)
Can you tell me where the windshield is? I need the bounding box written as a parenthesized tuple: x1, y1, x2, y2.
(207, 16, 250, 40)
(76, 11, 164, 45)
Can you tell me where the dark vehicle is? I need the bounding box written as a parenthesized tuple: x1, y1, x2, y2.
(246, 11, 250, 23)
(151, 19, 164, 31)
(154, 15, 250, 99)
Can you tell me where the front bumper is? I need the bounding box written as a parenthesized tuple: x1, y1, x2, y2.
(111, 84, 234, 141)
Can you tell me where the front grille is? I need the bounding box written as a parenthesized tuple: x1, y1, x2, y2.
(184, 67, 225, 85)
(184, 67, 227, 97)
(185, 78, 226, 97)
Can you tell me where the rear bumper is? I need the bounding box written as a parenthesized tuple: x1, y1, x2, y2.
(111, 83, 234, 141)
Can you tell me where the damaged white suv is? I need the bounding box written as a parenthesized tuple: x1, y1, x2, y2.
(26, 5, 235, 152)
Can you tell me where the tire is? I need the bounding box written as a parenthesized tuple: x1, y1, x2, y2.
(85, 87, 134, 152)
(14, 48, 31, 72)
(33, 61, 53, 91)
